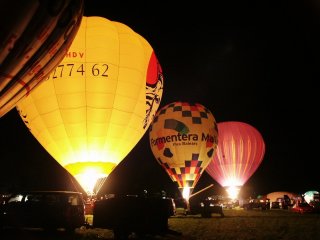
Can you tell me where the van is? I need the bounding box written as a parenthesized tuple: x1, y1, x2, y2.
(0, 190, 85, 232)
(93, 193, 176, 238)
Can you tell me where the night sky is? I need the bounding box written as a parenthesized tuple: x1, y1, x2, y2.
(1, 0, 320, 200)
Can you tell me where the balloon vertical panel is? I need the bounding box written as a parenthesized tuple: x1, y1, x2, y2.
(17, 16, 164, 195)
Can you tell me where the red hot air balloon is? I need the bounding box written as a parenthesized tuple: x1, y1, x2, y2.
(206, 121, 265, 199)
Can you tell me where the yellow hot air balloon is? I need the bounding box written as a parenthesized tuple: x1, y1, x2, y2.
(16, 16, 164, 196)
(149, 102, 218, 201)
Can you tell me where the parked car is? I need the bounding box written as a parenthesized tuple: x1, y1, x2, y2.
(200, 197, 224, 217)
(174, 197, 188, 215)
(271, 201, 280, 209)
(273, 196, 293, 209)
(291, 202, 314, 214)
(0, 193, 11, 205)
(0, 190, 86, 232)
(189, 197, 224, 217)
(93, 193, 176, 238)
(243, 198, 270, 210)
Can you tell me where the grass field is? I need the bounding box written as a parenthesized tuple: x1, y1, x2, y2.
(2, 209, 320, 239)
(78, 208, 320, 239)
(164, 209, 320, 240)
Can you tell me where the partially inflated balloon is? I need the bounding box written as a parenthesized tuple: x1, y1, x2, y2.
(0, 0, 84, 117)
(206, 121, 265, 199)
(303, 191, 319, 204)
(17, 16, 164, 195)
(149, 102, 218, 199)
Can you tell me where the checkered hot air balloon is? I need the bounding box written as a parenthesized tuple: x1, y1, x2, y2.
(149, 101, 218, 200)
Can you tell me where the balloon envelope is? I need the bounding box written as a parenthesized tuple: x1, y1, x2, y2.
(303, 190, 319, 204)
(0, 0, 84, 117)
(149, 102, 218, 199)
(206, 121, 265, 198)
(16, 16, 164, 195)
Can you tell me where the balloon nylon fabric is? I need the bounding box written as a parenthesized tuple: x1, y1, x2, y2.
(149, 102, 218, 193)
(206, 121, 265, 188)
(16, 16, 164, 194)
(0, 0, 84, 117)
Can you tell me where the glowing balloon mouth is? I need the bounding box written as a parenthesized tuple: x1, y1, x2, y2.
(182, 187, 191, 200)
(75, 169, 108, 196)
(225, 185, 241, 200)
(65, 162, 115, 195)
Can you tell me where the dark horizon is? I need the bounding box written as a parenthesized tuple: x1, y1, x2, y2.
(1, 0, 320, 200)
